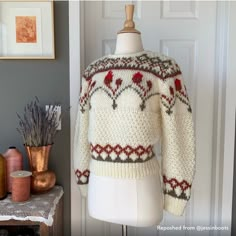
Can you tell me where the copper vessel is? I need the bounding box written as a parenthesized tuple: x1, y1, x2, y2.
(31, 170, 56, 193)
(25, 145, 56, 193)
(0, 154, 7, 199)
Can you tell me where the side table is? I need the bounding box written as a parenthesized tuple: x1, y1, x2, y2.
(0, 185, 63, 236)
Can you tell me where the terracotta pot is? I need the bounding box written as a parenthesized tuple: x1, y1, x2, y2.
(11, 170, 32, 202)
(25, 145, 56, 194)
(3, 147, 23, 193)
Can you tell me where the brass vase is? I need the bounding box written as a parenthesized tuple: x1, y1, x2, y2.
(25, 145, 56, 194)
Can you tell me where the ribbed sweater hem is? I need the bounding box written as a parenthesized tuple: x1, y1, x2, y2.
(89, 157, 160, 179)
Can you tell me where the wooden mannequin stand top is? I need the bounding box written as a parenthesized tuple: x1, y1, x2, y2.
(118, 4, 140, 34)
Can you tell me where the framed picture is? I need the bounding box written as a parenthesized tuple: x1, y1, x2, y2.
(0, 0, 55, 59)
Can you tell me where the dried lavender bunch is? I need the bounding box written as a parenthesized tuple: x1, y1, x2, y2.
(17, 97, 61, 147)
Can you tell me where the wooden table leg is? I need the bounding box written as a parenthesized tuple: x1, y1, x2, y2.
(40, 223, 49, 236)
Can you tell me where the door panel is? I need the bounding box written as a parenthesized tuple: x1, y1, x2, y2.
(81, 1, 217, 235)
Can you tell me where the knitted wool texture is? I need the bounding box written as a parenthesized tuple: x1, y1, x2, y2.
(73, 50, 196, 216)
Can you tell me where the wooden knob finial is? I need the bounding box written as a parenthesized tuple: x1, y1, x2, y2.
(118, 4, 140, 34)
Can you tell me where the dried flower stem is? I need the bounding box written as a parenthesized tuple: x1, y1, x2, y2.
(17, 97, 61, 147)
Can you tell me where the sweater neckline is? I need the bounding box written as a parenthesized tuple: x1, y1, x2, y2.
(108, 50, 150, 58)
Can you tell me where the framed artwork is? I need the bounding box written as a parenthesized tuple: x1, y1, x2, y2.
(0, 1, 55, 59)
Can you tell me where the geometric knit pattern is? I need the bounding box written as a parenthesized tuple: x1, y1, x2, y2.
(83, 52, 181, 81)
(75, 169, 90, 185)
(73, 50, 196, 216)
(91, 143, 154, 163)
(163, 175, 191, 201)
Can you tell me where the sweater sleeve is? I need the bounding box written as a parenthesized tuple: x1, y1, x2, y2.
(73, 76, 91, 197)
(159, 62, 196, 216)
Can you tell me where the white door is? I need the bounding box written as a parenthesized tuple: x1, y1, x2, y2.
(70, 1, 234, 236)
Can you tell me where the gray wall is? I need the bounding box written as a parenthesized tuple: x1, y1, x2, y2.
(0, 2, 70, 235)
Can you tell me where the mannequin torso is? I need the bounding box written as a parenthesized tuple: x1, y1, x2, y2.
(87, 32, 164, 227)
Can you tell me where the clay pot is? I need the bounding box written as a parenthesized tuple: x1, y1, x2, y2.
(11, 170, 31, 202)
(3, 147, 23, 193)
(25, 145, 56, 194)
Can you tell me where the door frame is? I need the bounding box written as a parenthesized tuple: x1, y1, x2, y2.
(219, 1, 236, 232)
(69, 1, 235, 236)
(69, 1, 85, 236)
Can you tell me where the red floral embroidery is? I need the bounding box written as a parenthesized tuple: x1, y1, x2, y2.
(131, 72, 155, 110)
(147, 80, 152, 90)
(102, 72, 123, 109)
(104, 70, 113, 86)
(79, 78, 96, 112)
(161, 78, 192, 114)
(91, 81, 96, 88)
(116, 78, 122, 86)
(169, 86, 174, 96)
(161, 94, 174, 105)
(132, 72, 143, 84)
(175, 78, 182, 91)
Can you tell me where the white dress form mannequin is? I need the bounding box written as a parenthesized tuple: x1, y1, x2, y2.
(88, 5, 164, 227)
(114, 33, 143, 55)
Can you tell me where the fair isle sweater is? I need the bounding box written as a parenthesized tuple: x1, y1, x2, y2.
(73, 50, 196, 216)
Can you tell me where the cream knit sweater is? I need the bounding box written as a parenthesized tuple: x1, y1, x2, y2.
(73, 50, 196, 216)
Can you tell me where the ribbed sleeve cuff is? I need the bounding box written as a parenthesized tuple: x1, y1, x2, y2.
(164, 194, 187, 216)
(79, 184, 88, 198)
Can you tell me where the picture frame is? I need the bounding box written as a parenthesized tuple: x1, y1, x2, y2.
(0, 0, 55, 59)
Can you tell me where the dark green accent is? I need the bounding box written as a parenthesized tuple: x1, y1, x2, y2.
(89, 84, 160, 111)
(80, 107, 85, 113)
(112, 100, 117, 109)
(140, 103, 146, 111)
(91, 152, 155, 163)
(161, 97, 176, 114)
(83, 53, 181, 80)
(161, 92, 192, 114)
(176, 93, 191, 108)
(77, 179, 89, 185)
(164, 189, 190, 201)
